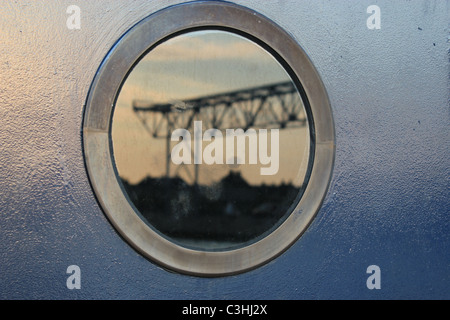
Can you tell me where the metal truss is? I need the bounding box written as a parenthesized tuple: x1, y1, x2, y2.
(131, 81, 308, 183)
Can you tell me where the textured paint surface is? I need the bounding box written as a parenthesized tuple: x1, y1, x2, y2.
(0, 0, 448, 299)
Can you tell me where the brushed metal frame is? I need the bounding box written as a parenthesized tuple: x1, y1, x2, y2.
(83, 1, 335, 277)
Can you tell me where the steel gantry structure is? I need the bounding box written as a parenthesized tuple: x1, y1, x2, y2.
(132, 81, 308, 184)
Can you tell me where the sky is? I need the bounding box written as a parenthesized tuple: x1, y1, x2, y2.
(111, 30, 310, 187)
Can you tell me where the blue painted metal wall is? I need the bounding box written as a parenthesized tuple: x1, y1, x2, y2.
(0, 0, 448, 299)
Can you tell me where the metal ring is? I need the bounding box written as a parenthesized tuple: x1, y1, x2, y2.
(83, 1, 335, 277)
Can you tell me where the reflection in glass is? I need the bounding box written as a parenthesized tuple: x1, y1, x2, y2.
(112, 30, 310, 251)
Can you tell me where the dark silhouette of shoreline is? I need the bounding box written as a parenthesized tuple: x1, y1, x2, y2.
(121, 171, 301, 249)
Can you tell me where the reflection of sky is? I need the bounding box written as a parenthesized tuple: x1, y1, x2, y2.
(116, 30, 290, 107)
(112, 30, 309, 186)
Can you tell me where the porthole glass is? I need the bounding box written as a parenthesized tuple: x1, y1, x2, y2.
(83, 1, 335, 276)
(111, 30, 310, 251)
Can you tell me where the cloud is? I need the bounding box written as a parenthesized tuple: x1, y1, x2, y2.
(116, 70, 222, 108)
(115, 30, 291, 109)
(142, 30, 273, 63)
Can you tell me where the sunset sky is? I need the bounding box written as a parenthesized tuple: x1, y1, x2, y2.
(111, 30, 310, 187)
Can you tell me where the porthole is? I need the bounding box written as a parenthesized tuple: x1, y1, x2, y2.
(83, 1, 335, 276)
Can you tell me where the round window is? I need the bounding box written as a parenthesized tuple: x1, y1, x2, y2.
(83, 1, 335, 276)
(112, 29, 311, 251)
